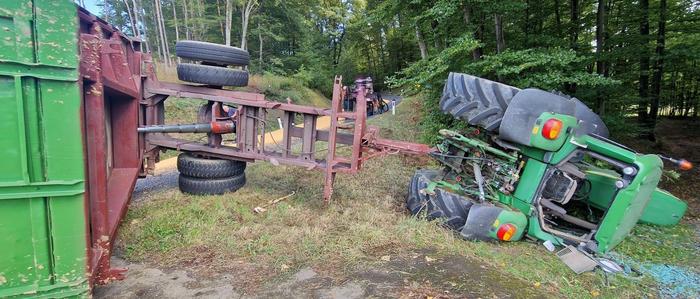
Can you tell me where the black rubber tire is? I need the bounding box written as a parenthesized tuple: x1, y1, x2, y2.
(177, 63, 249, 87)
(178, 173, 246, 195)
(439, 72, 520, 132)
(406, 169, 474, 230)
(175, 40, 250, 66)
(177, 153, 246, 178)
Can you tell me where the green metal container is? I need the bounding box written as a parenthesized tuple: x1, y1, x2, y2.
(0, 1, 89, 297)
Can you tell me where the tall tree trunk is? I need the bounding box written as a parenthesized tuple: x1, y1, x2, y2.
(638, 0, 650, 123)
(462, 4, 482, 60)
(171, 0, 180, 41)
(240, 0, 258, 50)
(216, 0, 225, 38)
(414, 24, 428, 59)
(524, 0, 530, 46)
(554, 0, 562, 36)
(225, 0, 233, 45)
(122, 0, 138, 37)
(182, 0, 190, 39)
(102, 0, 109, 22)
(431, 20, 440, 50)
(135, 0, 150, 52)
(258, 23, 263, 65)
(160, 0, 172, 65)
(130, 0, 142, 37)
(494, 14, 505, 54)
(595, 0, 607, 115)
(569, 0, 579, 50)
(154, 0, 170, 66)
(649, 0, 667, 136)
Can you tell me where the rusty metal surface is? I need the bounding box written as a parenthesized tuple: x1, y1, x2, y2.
(79, 6, 143, 286)
(75, 3, 433, 289)
(140, 69, 434, 203)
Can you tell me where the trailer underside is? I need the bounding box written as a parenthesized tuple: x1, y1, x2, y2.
(77, 6, 432, 287)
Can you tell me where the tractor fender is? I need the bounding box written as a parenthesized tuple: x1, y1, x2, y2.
(460, 204, 528, 242)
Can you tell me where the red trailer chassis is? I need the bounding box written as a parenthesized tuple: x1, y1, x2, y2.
(77, 7, 431, 287)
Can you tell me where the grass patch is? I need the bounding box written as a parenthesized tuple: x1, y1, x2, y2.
(118, 95, 698, 298)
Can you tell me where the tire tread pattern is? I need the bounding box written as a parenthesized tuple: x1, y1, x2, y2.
(177, 153, 246, 179)
(176, 40, 250, 66)
(177, 63, 249, 87)
(178, 173, 246, 195)
(406, 169, 474, 230)
(439, 72, 521, 132)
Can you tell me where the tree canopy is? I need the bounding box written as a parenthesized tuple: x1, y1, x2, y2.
(91, 0, 700, 139)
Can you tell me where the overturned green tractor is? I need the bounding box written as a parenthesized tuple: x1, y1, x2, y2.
(408, 73, 690, 253)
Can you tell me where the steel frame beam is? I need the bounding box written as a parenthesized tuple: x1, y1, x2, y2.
(140, 70, 433, 203)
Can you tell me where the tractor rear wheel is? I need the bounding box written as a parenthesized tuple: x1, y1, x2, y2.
(406, 169, 474, 230)
(439, 72, 520, 132)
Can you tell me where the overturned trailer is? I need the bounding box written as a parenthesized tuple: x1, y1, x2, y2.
(0, 2, 430, 297)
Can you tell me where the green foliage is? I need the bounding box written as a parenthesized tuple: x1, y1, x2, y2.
(467, 49, 618, 90)
(101, 0, 700, 139)
(387, 35, 481, 94)
(388, 44, 619, 143)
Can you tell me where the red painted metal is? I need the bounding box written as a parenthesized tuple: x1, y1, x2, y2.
(78, 7, 143, 286)
(75, 5, 433, 288)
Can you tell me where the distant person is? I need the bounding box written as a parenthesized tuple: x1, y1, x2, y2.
(223, 105, 237, 118)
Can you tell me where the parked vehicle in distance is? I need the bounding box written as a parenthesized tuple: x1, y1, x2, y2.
(343, 76, 389, 116)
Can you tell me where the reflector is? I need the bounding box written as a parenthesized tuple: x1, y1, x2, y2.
(542, 118, 563, 140)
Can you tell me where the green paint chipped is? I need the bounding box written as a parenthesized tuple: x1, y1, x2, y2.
(0, 1, 88, 298)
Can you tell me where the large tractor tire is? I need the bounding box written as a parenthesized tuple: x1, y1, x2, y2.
(439, 72, 520, 132)
(175, 40, 250, 66)
(178, 173, 246, 195)
(177, 153, 246, 179)
(177, 63, 249, 87)
(406, 169, 474, 230)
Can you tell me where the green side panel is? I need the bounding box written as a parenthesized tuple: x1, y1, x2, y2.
(0, 1, 87, 298)
(487, 209, 528, 241)
(528, 112, 578, 152)
(594, 154, 663, 253)
(513, 159, 548, 205)
(639, 188, 687, 226)
(582, 169, 620, 210)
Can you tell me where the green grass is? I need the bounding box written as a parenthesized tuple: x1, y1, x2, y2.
(118, 95, 699, 298)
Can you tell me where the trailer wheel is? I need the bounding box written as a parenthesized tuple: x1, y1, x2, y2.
(177, 153, 246, 178)
(439, 72, 520, 132)
(175, 40, 250, 66)
(177, 63, 249, 87)
(178, 173, 246, 195)
(407, 169, 474, 230)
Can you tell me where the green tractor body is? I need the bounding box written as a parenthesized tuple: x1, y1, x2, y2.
(411, 73, 688, 253)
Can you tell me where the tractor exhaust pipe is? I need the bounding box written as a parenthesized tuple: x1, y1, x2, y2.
(138, 121, 235, 134)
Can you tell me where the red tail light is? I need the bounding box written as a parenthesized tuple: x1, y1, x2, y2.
(679, 159, 693, 171)
(496, 224, 516, 241)
(542, 118, 563, 140)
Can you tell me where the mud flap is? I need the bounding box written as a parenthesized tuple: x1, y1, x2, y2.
(460, 204, 527, 242)
(460, 205, 503, 241)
